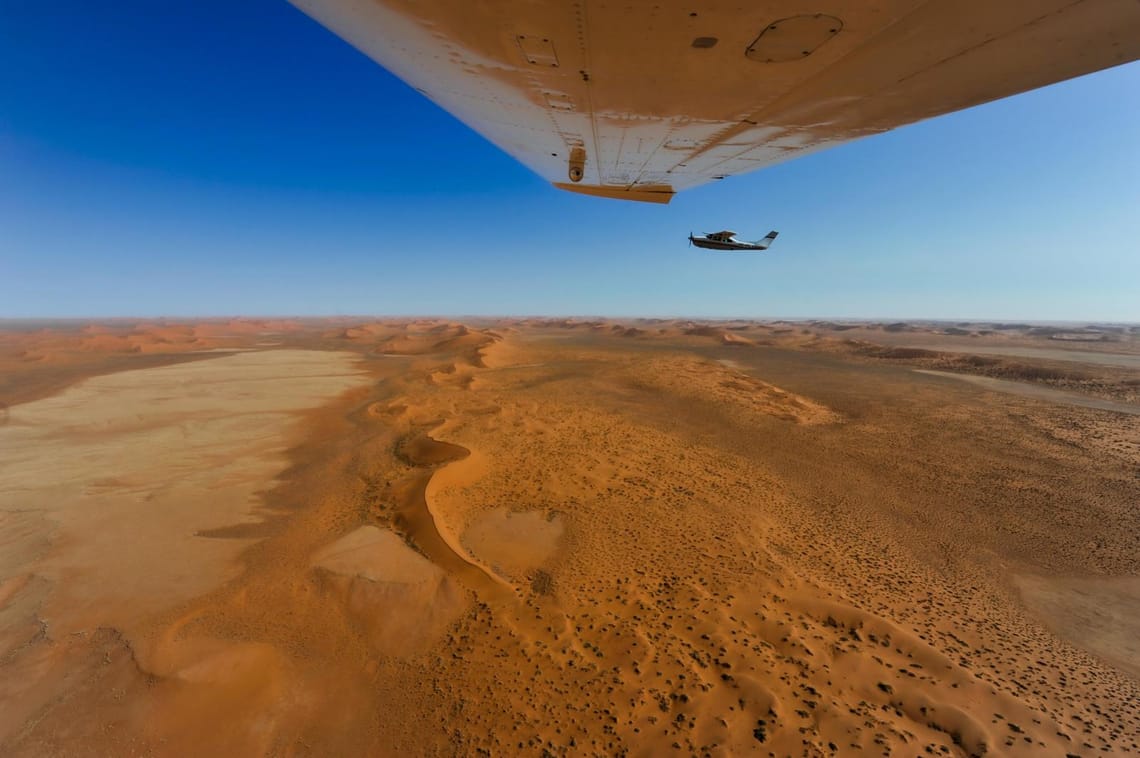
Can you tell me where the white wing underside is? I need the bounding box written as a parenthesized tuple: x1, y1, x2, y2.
(288, 0, 1140, 203)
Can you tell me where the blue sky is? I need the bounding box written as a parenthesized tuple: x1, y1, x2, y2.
(2, 2, 1138, 320)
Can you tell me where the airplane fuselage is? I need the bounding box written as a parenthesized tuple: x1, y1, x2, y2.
(689, 230, 778, 251)
(689, 237, 768, 251)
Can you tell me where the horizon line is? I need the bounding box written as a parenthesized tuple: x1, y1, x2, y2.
(2, 315, 1138, 327)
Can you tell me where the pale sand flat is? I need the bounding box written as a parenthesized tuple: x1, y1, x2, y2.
(0, 350, 367, 639)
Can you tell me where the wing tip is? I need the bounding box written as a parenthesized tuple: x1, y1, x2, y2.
(552, 183, 674, 204)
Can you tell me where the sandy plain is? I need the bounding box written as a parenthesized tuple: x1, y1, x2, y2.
(0, 317, 1137, 756)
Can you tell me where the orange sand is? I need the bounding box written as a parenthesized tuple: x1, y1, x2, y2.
(0, 318, 1137, 756)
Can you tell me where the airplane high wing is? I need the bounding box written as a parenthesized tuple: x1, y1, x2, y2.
(288, 1, 1140, 204)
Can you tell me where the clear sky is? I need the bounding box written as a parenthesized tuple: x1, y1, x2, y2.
(3, 1, 1138, 321)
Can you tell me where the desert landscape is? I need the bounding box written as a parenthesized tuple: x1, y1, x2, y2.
(1, 317, 1138, 756)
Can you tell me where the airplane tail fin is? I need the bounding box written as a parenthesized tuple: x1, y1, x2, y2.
(753, 231, 778, 249)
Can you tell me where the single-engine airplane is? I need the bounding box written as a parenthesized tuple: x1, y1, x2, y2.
(689, 230, 778, 251)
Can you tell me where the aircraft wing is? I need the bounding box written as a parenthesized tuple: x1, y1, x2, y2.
(288, 0, 1140, 204)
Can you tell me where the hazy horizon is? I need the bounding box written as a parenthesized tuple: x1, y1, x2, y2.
(2, 314, 1139, 327)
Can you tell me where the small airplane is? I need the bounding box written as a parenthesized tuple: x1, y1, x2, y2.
(688, 230, 778, 252)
